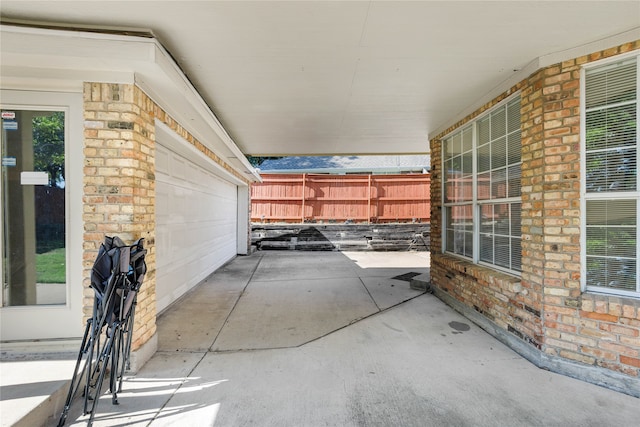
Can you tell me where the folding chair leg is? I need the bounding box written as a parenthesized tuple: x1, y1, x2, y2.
(86, 331, 115, 427)
(57, 318, 92, 427)
(110, 326, 122, 405)
(123, 302, 136, 372)
(82, 324, 101, 416)
(118, 309, 135, 393)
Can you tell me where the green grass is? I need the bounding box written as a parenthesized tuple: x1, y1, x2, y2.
(36, 248, 66, 283)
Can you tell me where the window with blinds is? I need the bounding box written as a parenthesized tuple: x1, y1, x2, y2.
(442, 96, 522, 274)
(584, 55, 639, 296)
(444, 127, 473, 258)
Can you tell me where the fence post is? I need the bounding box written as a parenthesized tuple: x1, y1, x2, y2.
(367, 175, 371, 224)
(301, 173, 306, 223)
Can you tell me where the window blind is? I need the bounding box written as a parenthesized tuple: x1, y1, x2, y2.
(442, 96, 522, 274)
(585, 60, 637, 193)
(584, 55, 639, 296)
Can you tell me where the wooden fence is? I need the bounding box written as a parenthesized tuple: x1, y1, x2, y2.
(251, 173, 430, 223)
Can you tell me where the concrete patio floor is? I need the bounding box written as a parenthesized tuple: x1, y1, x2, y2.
(2, 250, 639, 426)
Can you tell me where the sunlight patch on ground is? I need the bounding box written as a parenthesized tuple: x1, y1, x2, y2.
(341, 251, 430, 269)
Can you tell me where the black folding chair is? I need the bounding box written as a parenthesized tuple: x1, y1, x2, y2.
(58, 236, 146, 427)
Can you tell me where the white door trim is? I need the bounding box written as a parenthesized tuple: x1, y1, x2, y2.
(0, 90, 83, 341)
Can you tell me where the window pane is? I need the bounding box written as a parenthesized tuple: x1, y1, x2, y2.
(586, 104, 636, 152)
(451, 155, 462, 173)
(445, 138, 454, 160)
(493, 136, 507, 169)
(480, 205, 494, 234)
(478, 116, 490, 145)
(586, 200, 636, 257)
(587, 227, 636, 258)
(463, 232, 473, 258)
(507, 132, 521, 165)
(494, 203, 510, 235)
(511, 237, 522, 272)
(480, 234, 493, 263)
(478, 172, 491, 200)
(461, 177, 473, 202)
(495, 236, 511, 269)
(455, 205, 473, 225)
(462, 151, 473, 175)
(585, 147, 637, 192)
(586, 199, 636, 226)
(586, 60, 636, 109)
(446, 205, 473, 258)
(508, 164, 521, 198)
(586, 257, 637, 291)
(452, 133, 462, 156)
(511, 203, 522, 236)
(445, 158, 453, 176)
(507, 99, 521, 133)
(586, 199, 637, 292)
(446, 171, 473, 203)
(462, 127, 473, 152)
(491, 108, 507, 140)
(479, 202, 521, 271)
(586, 227, 607, 256)
(446, 229, 455, 253)
(491, 169, 507, 199)
(445, 181, 454, 203)
(444, 158, 455, 203)
(478, 143, 491, 172)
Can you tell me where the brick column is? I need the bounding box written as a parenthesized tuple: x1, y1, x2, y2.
(83, 83, 157, 364)
(519, 69, 548, 349)
(524, 60, 584, 363)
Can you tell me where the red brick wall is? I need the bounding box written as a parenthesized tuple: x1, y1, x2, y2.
(430, 41, 640, 380)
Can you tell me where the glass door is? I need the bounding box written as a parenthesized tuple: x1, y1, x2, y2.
(1, 90, 83, 342)
(2, 109, 66, 307)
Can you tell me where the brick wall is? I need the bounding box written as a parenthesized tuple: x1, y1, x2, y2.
(83, 82, 251, 352)
(83, 83, 157, 350)
(430, 41, 640, 384)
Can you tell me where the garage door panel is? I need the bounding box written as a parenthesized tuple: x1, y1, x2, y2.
(156, 181, 170, 224)
(156, 146, 170, 173)
(156, 141, 238, 314)
(171, 155, 187, 180)
(157, 242, 233, 311)
(156, 227, 170, 268)
(162, 236, 234, 272)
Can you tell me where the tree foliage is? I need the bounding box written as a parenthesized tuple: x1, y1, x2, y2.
(32, 111, 65, 187)
(246, 156, 282, 167)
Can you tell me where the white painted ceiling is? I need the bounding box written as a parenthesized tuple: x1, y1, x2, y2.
(1, 1, 639, 156)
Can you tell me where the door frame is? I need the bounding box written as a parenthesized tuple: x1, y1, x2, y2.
(0, 89, 84, 341)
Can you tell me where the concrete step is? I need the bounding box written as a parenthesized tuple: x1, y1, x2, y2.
(0, 341, 79, 427)
(410, 270, 431, 291)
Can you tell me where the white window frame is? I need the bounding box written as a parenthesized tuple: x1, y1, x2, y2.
(441, 94, 522, 276)
(580, 51, 640, 298)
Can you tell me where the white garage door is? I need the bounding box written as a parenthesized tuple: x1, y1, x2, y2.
(155, 139, 238, 314)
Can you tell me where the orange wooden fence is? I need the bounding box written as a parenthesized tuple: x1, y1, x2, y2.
(251, 173, 430, 223)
